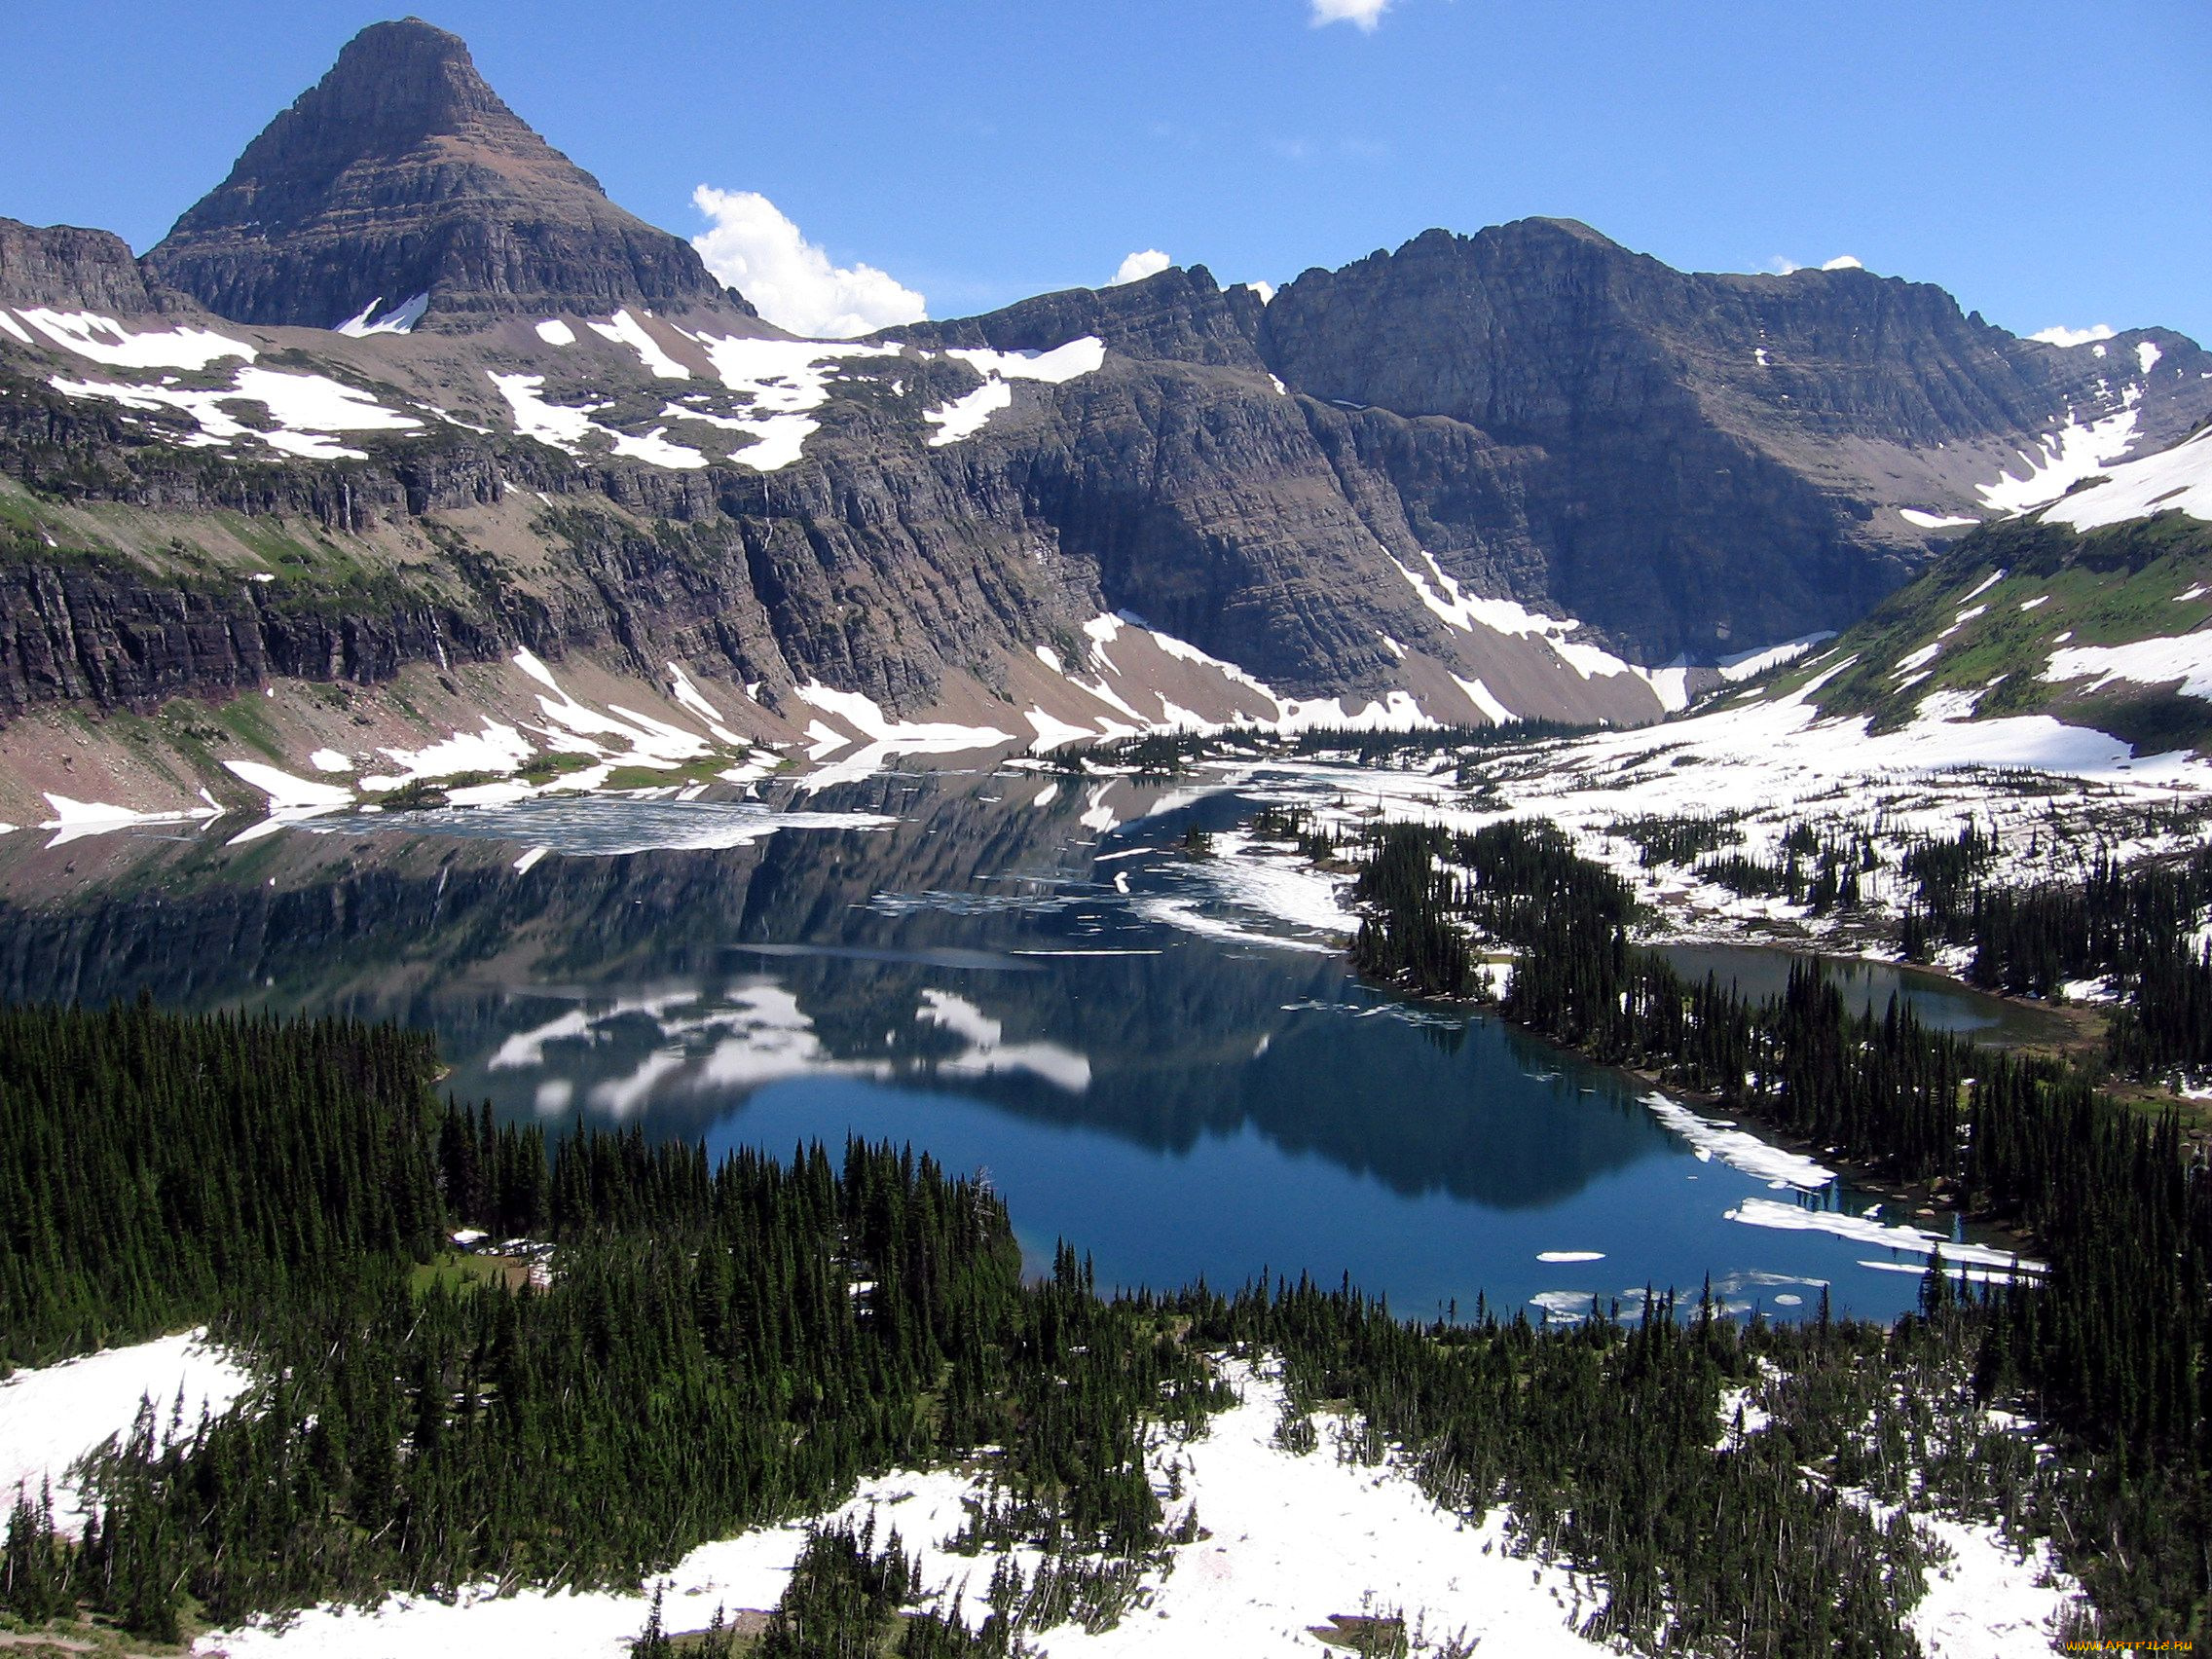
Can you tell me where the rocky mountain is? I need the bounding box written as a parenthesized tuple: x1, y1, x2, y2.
(1261, 221, 2212, 659)
(0, 220, 175, 314)
(0, 15, 2208, 825)
(1794, 424, 2212, 752)
(140, 18, 758, 333)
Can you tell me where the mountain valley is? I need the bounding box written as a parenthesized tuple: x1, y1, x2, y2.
(4, 17, 2209, 829)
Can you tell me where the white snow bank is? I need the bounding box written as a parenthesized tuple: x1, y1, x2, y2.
(54, 363, 422, 461)
(794, 682, 1012, 755)
(1716, 632, 1837, 682)
(535, 319, 577, 346)
(17, 308, 254, 370)
(2042, 629, 2212, 699)
(923, 377, 1012, 445)
(223, 759, 354, 811)
(199, 1359, 1608, 1659)
(37, 793, 208, 830)
(945, 337, 1106, 385)
(586, 310, 690, 380)
(334, 293, 427, 337)
(922, 337, 1103, 446)
(2, 1330, 251, 1534)
(1976, 405, 2141, 515)
(1389, 552, 1680, 710)
(362, 721, 536, 791)
(2039, 424, 2212, 532)
(1899, 509, 1979, 531)
(1909, 1513, 2083, 1659)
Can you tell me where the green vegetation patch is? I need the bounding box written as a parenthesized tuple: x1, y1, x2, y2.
(1809, 511, 2212, 744)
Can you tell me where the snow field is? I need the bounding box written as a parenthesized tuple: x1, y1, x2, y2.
(924, 336, 1107, 447)
(1, 1330, 252, 1534)
(1388, 552, 1686, 713)
(197, 1360, 1612, 1659)
(1976, 400, 2142, 515)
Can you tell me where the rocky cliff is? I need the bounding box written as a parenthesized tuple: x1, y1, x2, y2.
(0, 221, 171, 314)
(3, 18, 2209, 820)
(1258, 220, 2212, 657)
(141, 18, 757, 333)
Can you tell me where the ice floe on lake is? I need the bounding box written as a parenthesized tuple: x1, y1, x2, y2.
(1641, 1093, 1835, 1191)
(1724, 1197, 2045, 1276)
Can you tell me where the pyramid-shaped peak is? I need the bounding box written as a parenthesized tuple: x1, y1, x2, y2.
(281, 18, 509, 143)
(143, 18, 753, 331)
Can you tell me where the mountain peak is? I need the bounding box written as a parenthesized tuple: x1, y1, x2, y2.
(284, 18, 509, 152)
(142, 18, 754, 332)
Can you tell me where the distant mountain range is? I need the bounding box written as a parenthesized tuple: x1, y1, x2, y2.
(0, 15, 2207, 823)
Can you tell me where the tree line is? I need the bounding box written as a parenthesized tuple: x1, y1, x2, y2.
(1324, 816, 2210, 1640)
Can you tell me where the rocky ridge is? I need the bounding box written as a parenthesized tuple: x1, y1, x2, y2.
(2, 17, 2210, 822)
(140, 18, 759, 333)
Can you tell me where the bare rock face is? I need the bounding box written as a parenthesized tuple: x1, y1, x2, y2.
(0, 221, 166, 313)
(9, 22, 2212, 754)
(1256, 221, 2212, 658)
(141, 18, 755, 332)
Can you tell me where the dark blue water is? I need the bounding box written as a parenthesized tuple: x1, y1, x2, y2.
(0, 766, 2032, 1324)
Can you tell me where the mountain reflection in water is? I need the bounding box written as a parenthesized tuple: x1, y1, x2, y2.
(0, 767, 1953, 1322)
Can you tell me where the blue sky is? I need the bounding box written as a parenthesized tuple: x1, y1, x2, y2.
(4, 0, 2207, 340)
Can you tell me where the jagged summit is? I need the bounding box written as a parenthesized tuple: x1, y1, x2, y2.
(142, 17, 756, 332)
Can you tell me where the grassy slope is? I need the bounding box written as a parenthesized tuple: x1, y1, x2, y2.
(1781, 509, 2212, 751)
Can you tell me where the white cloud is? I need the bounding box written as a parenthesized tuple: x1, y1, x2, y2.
(1764, 254, 1866, 276)
(1247, 279, 1277, 305)
(1110, 249, 1172, 286)
(1310, 0, 1392, 28)
(2029, 323, 2117, 348)
(689, 187, 927, 339)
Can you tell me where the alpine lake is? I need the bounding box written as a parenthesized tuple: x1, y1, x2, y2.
(0, 760, 2057, 1327)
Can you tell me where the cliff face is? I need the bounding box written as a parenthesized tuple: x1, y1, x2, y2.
(7, 19, 2212, 810)
(1256, 221, 2212, 657)
(141, 18, 756, 332)
(0, 222, 167, 314)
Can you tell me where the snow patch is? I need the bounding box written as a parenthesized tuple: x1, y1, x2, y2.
(2038, 424, 2212, 532)
(54, 364, 422, 461)
(923, 376, 1012, 445)
(1975, 405, 2141, 514)
(945, 338, 1106, 385)
(585, 310, 690, 380)
(2041, 629, 2212, 700)
(1716, 633, 1836, 682)
(334, 292, 428, 337)
(1, 1331, 251, 1535)
(222, 759, 354, 811)
(17, 308, 255, 370)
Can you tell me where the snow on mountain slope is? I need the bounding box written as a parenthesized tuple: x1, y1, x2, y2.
(2041, 423, 2212, 531)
